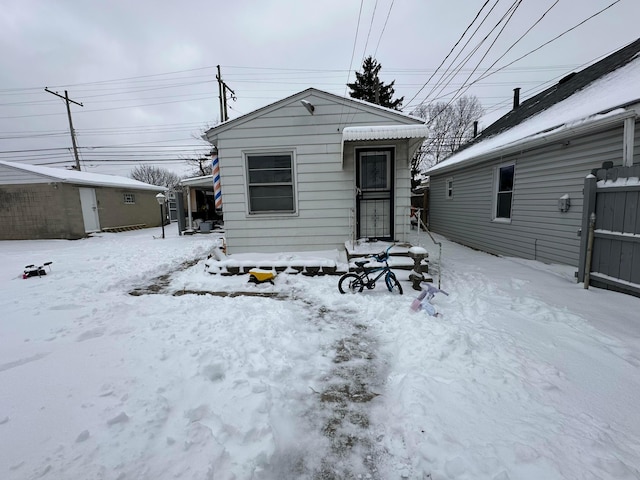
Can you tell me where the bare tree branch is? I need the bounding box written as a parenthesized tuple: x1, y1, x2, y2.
(130, 165, 181, 189)
(410, 95, 484, 187)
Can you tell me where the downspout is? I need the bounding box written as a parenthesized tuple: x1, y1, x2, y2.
(623, 116, 635, 167)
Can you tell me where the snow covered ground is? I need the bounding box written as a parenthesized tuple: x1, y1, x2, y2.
(1, 227, 639, 480)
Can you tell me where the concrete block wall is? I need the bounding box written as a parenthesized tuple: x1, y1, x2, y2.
(0, 183, 84, 240)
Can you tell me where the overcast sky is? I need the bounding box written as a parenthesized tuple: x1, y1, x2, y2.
(1, 0, 638, 178)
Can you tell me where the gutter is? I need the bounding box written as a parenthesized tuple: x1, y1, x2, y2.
(427, 109, 637, 177)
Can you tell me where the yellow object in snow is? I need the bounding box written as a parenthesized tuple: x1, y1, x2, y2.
(248, 269, 276, 283)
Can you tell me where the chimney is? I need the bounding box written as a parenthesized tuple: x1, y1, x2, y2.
(473, 121, 478, 137)
(513, 87, 521, 110)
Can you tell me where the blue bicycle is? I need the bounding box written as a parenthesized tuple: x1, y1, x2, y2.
(338, 245, 403, 295)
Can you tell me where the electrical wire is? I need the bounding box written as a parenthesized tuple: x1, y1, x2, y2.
(424, 0, 522, 109)
(439, 0, 524, 107)
(361, 0, 378, 60)
(404, 0, 493, 107)
(373, 0, 394, 58)
(471, 0, 623, 87)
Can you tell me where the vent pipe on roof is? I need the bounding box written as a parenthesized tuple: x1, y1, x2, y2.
(473, 121, 478, 137)
(513, 87, 521, 110)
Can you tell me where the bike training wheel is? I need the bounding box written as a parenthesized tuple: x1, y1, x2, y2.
(385, 273, 403, 295)
(338, 273, 365, 294)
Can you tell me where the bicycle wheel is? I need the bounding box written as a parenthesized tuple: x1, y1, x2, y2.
(385, 272, 403, 295)
(338, 273, 365, 294)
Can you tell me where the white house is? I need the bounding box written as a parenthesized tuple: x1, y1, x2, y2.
(202, 88, 428, 254)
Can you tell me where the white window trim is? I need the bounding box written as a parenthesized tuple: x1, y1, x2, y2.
(492, 162, 515, 223)
(123, 193, 136, 205)
(243, 149, 298, 216)
(445, 177, 453, 199)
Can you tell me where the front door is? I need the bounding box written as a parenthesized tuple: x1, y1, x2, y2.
(356, 148, 394, 240)
(79, 187, 100, 233)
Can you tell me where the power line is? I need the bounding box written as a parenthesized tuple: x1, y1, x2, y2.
(471, 0, 623, 86)
(339, 0, 365, 128)
(441, 0, 525, 106)
(360, 0, 379, 60)
(405, 0, 493, 107)
(373, 0, 394, 58)
(423, 0, 521, 108)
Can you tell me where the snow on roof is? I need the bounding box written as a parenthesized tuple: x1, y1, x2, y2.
(427, 53, 640, 175)
(342, 124, 429, 141)
(0, 161, 164, 191)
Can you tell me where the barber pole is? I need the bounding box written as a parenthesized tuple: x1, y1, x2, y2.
(212, 154, 222, 211)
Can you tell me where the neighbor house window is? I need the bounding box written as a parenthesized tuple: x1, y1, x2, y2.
(123, 193, 136, 204)
(446, 177, 453, 199)
(246, 152, 295, 213)
(495, 164, 514, 220)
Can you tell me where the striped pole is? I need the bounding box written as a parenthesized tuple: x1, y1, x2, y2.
(212, 154, 222, 211)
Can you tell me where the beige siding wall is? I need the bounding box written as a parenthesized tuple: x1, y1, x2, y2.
(94, 187, 163, 228)
(217, 92, 421, 253)
(429, 125, 627, 267)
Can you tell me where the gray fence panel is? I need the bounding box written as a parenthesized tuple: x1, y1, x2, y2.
(579, 165, 640, 296)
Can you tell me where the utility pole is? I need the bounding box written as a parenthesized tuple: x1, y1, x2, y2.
(216, 65, 236, 122)
(45, 88, 83, 171)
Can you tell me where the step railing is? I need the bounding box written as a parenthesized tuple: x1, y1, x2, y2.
(408, 207, 442, 289)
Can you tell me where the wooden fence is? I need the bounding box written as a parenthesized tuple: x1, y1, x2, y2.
(577, 165, 640, 297)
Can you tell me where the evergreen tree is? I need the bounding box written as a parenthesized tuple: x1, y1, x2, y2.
(348, 56, 403, 110)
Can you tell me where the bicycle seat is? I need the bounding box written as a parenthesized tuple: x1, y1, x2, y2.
(354, 259, 368, 267)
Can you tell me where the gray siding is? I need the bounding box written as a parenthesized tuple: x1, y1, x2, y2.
(430, 125, 627, 267)
(216, 92, 421, 254)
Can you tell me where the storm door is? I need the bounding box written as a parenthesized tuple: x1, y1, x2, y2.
(356, 148, 394, 240)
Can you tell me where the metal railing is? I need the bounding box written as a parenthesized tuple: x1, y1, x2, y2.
(407, 207, 442, 289)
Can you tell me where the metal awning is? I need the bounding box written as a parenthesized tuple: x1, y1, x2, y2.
(342, 124, 429, 141)
(341, 124, 428, 167)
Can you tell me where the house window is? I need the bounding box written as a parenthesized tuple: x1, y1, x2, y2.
(495, 164, 514, 220)
(123, 193, 136, 204)
(246, 152, 295, 213)
(446, 177, 453, 199)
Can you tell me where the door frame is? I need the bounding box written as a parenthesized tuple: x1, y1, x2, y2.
(355, 146, 395, 241)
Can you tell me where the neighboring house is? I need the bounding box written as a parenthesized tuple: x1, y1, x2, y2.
(179, 174, 221, 228)
(426, 38, 640, 294)
(0, 161, 165, 240)
(202, 88, 427, 253)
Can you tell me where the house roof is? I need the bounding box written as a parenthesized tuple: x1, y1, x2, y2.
(0, 161, 165, 191)
(342, 124, 429, 141)
(427, 37, 640, 175)
(203, 87, 425, 144)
